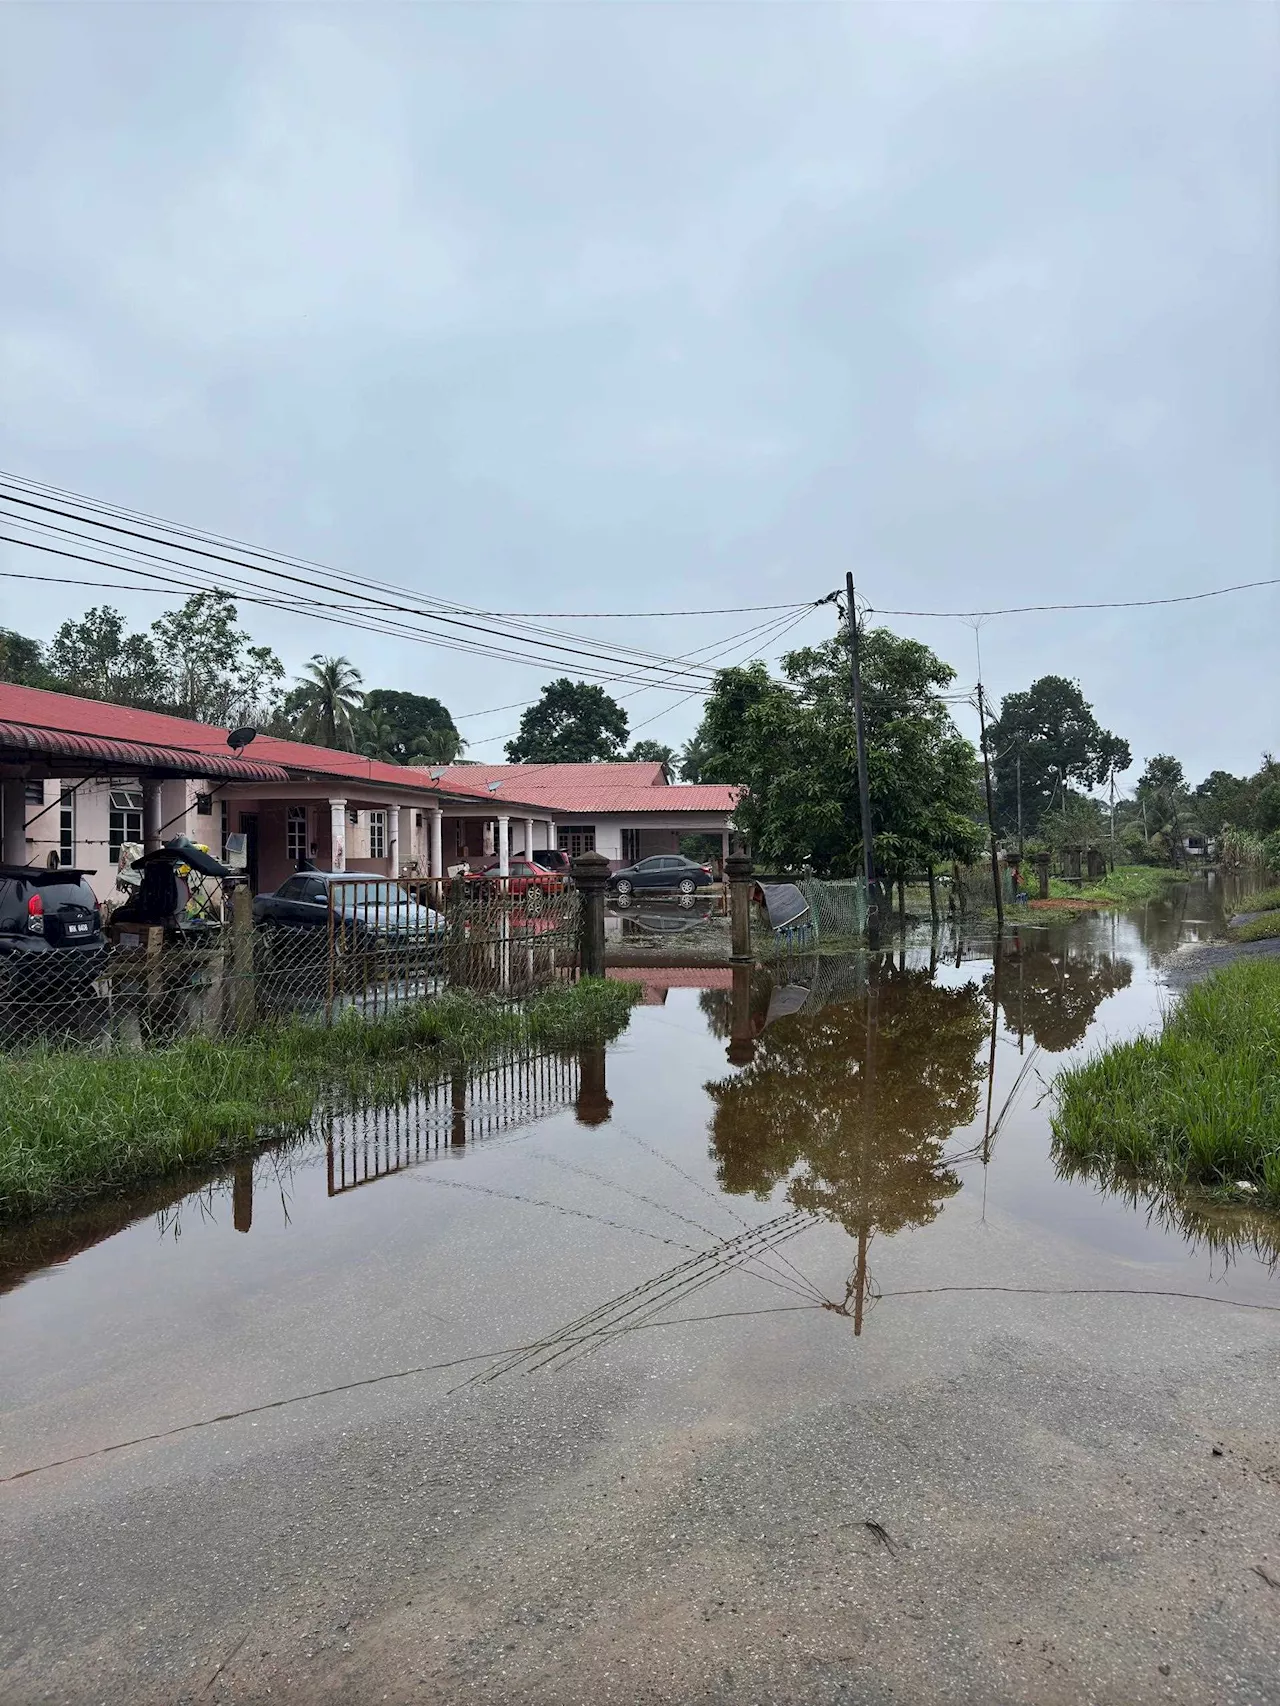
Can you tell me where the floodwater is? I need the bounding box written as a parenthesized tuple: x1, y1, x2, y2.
(3, 875, 1279, 1706)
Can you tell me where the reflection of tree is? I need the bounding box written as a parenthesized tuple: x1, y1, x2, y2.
(706, 966, 987, 1238)
(989, 945, 1133, 1053)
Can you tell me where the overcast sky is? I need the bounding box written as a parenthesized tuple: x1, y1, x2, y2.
(1, 2, 1276, 786)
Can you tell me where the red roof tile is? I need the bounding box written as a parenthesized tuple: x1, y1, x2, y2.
(423, 762, 739, 816)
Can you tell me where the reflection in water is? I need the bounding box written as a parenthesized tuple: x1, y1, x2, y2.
(1055, 1160, 1280, 1273)
(991, 933, 1133, 1053)
(707, 960, 987, 1241)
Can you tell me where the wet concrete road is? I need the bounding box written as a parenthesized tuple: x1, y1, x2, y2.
(3, 891, 1279, 1705)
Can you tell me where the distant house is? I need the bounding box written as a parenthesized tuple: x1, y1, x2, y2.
(422, 762, 741, 870)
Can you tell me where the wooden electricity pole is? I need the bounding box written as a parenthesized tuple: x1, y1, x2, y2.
(846, 572, 878, 940)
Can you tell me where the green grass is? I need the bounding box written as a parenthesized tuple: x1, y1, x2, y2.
(1234, 885, 1280, 916)
(1047, 865, 1187, 905)
(1052, 959, 1280, 1209)
(0, 980, 641, 1223)
(1230, 910, 1280, 944)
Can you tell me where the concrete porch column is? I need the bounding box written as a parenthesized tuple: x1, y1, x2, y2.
(524, 817, 535, 859)
(1, 779, 27, 865)
(497, 814, 510, 877)
(329, 798, 347, 872)
(387, 808, 400, 875)
(143, 781, 163, 852)
(430, 807, 443, 878)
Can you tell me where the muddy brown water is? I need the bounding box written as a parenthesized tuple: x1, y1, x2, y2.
(2, 874, 1278, 1705)
(3, 872, 1276, 1429)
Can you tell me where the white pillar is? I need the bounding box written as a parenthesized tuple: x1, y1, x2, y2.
(388, 807, 400, 875)
(546, 820, 556, 855)
(329, 798, 347, 872)
(430, 807, 443, 879)
(1, 779, 27, 865)
(524, 817, 535, 858)
(143, 780, 163, 852)
(497, 814, 510, 877)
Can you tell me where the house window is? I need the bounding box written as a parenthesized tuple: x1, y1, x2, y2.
(59, 787, 75, 866)
(286, 805, 308, 863)
(558, 825, 596, 858)
(621, 827, 641, 863)
(369, 810, 387, 860)
(25, 779, 44, 805)
(109, 788, 144, 863)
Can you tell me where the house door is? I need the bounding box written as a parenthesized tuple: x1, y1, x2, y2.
(239, 812, 259, 893)
(557, 825, 596, 859)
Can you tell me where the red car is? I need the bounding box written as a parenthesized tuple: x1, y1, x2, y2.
(467, 858, 567, 905)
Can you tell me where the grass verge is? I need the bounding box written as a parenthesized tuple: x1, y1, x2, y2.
(1051, 959, 1280, 1209)
(0, 979, 641, 1223)
(1230, 910, 1280, 944)
(1047, 865, 1188, 906)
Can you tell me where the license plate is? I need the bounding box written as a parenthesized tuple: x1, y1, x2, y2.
(66, 923, 89, 935)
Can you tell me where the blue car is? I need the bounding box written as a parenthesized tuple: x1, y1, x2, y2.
(254, 872, 442, 940)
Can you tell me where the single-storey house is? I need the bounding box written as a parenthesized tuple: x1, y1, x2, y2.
(0, 685, 741, 901)
(422, 762, 741, 870)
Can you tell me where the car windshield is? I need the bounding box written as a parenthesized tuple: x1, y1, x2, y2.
(338, 882, 410, 906)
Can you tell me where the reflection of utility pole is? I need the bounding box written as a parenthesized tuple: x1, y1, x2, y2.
(853, 954, 879, 1335)
(232, 1160, 254, 1233)
(846, 572, 879, 944)
(983, 940, 1002, 1166)
(977, 684, 1004, 932)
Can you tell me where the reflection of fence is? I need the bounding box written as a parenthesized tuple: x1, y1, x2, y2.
(326, 1048, 584, 1194)
(0, 876, 580, 1051)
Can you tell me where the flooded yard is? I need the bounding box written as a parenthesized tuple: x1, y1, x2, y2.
(3, 879, 1278, 1705)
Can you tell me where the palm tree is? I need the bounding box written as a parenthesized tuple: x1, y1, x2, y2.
(359, 709, 399, 764)
(290, 655, 364, 749)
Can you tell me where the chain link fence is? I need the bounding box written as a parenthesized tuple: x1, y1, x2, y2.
(0, 873, 580, 1051)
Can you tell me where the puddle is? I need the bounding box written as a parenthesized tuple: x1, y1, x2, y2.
(2, 875, 1277, 1483)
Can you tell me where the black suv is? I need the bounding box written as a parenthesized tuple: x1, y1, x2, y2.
(0, 867, 105, 996)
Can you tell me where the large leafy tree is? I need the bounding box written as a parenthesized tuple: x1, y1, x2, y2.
(707, 964, 987, 1239)
(697, 626, 984, 877)
(285, 655, 365, 749)
(362, 689, 463, 764)
(150, 591, 285, 725)
(505, 678, 629, 763)
(45, 606, 168, 708)
(1193, 756, 1280, 838)
(0, 628, 53, 688)
(986, 676, 1130, 836)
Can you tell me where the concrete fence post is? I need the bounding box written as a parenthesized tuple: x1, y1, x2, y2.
(726, 851, 753, 964)
(1035, 851, 1051, 900)
(571, 849, 610, 979)
(231, 880, 256, 1029)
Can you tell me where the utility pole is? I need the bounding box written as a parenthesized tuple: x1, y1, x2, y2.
(846, 572, 878, 940)
(977, 682, 1004, 932)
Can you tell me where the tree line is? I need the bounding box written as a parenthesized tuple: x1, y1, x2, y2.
(0, 595, 464, 764)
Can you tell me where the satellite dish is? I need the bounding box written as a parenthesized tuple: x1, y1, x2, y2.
(227, 726, 258, 752)
(486, 780, 502, 793)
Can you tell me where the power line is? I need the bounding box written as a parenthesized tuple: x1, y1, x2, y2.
(861, 577, 1279, 619)
(0, 503, 736, 687)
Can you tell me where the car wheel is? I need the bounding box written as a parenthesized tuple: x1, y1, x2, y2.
(615, 878, 633, 895)
(678, 877, 697, 894)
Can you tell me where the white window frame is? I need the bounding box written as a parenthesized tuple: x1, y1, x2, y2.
(368, 810, 387, 861)
(109, 788, 144, 862)
(286, 804, 308, 863)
